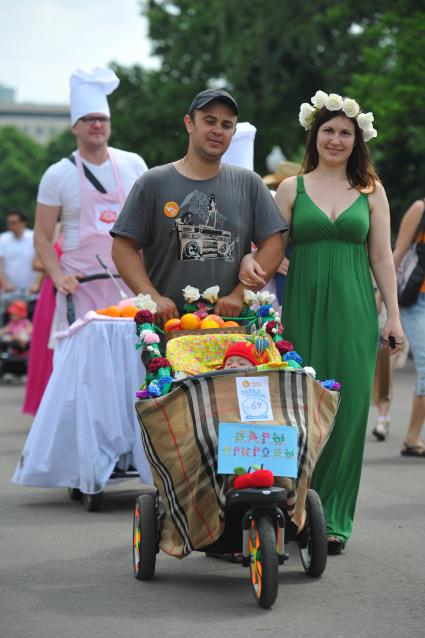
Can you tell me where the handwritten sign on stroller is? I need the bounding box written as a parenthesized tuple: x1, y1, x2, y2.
(235, 376, 273, 421)
(217, 423, 298, 477)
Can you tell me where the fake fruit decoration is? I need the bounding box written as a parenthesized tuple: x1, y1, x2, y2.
(207, 314, 225, 327)
(163, 318, 182, 332)
(200, 318, 220, 329)
(222, 321, 240, 327)
(121, 305, 140, 318)
(180, 313, 201, 330)
(233, 466, 274, 490)
(96, 305, 121, 317)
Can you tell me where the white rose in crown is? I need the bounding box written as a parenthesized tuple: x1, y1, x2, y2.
(363, 127, 378, 142)
(202, 286, 220, 304)
(182, 285, 200, 304)
(326, 93, 344, 111)
(342, 98, 360, 118)
(134, 293, 158, 314)
(299, 102, 316, 130)
(311, 90, 328, 108)
(357, 112, 374, 128)
(243, 289, 258, 306)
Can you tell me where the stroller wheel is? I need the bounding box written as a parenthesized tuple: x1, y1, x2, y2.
(248, 516, 278, 609)
(297, 489, 327, 577)
(82, 492, 103, 512)
(67, 487, 82, 501)
(133, 494, 156, 581)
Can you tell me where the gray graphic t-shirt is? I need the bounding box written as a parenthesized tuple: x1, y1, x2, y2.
(111, 163, 287, 309)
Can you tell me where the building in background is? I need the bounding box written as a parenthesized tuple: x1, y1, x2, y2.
(0, 83, 69, 145)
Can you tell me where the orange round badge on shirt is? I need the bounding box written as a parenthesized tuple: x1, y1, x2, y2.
(163, 201, 180, 218)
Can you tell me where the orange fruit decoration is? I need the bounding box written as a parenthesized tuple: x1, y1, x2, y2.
(163, 318, 182, 333)
(222, 321, 239, 327)
(207, 314, 225, 327)
(200, 318, 220, 329)
(121, 305, 140, 318)
(96, 305, 121, 317)
(180, 313, 201, 330)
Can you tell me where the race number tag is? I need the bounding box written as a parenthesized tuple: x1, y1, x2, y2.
(236, 376, 273, 421)
(217, 422, 298, 477)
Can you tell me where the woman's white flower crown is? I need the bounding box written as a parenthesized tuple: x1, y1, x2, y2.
(299, 90, 378, 142)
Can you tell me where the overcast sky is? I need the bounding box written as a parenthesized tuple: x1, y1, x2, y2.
(0, 0, 158, 105)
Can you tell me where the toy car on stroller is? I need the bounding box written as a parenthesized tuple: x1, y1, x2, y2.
(131, 333, 339, 609)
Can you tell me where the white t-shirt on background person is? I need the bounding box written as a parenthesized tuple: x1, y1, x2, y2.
(0, 228, 36, 289)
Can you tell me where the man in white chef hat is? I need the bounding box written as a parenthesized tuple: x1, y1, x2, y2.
(34, 66, 148, 329)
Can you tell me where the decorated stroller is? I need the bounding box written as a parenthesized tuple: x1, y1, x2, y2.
(132, 331, 339, 609)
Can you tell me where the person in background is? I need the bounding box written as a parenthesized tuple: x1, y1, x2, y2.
(0, 300, 32, 349)
(110, 88, 287, 321)
(393, 197, 425, 457)
(371, 289, 409, 441)
(22, 238, 62, 416)
(33, 66, 148, 332)
(0, 210, 40, 293)
(239, 90, 404, 554)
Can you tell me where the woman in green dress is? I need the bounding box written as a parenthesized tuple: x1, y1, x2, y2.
(239, 91, 404, 554)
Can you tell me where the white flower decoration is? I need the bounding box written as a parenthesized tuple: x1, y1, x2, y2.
(299, 102, 316, 130)
(298, 91, 377, 142)
(311, 90, 328, 108)
(342, 98, 360, 118)
(326, 93, 343, 111)
(182, 285, 200, 304)
(363, 127, 378, 142)
(257, 290, 276, 305)
(357, 112, 374, 129)
(243, 289, 258, 306)
(201, 285, 220, 304)
(134, 293, 158, 314)
(303, 366, 316, 379)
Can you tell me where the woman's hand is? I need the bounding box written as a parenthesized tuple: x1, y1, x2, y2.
(238, 254, 267, 289)
(381, 317, 405, 355)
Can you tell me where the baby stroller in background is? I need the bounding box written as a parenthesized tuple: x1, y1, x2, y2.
(0, 291, 38, 382)
(132, 334, 340, 609)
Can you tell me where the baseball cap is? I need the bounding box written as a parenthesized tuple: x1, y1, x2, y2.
(188, 89, 239, 116)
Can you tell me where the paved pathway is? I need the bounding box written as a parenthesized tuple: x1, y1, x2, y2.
(1, 361, 424, 638)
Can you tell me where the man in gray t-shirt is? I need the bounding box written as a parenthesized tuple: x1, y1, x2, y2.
(111, 88, 288, 321)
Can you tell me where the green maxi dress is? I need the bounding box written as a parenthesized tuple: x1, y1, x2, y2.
(282, 175, 379, 544)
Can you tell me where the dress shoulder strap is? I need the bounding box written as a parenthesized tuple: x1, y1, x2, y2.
(296, 174, 305, 194)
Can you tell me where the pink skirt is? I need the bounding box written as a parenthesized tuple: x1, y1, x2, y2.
(22, 277, 56, 416)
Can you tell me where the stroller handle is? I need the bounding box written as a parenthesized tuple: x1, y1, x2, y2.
(65, 273, 121, 325)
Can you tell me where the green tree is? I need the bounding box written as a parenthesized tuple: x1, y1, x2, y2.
(136, 0, 424, 228)
(44, 127, 76, 168)
(0, 127, 45, 230)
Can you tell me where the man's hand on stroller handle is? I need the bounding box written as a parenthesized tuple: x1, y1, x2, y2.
(53, 271, 84, 295)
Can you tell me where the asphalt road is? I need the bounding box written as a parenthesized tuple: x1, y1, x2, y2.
(1, 361, 424, 638)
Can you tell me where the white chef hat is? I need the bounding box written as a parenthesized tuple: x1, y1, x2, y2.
(222, 122, 257, 171)
(69, 67, 120, 126)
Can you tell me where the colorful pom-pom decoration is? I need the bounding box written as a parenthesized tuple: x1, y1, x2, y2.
(321, 379, 341, 391)
(283, 350, 303, 365)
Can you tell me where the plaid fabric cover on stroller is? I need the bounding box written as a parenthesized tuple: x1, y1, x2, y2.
(136, 352, 339, 558)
